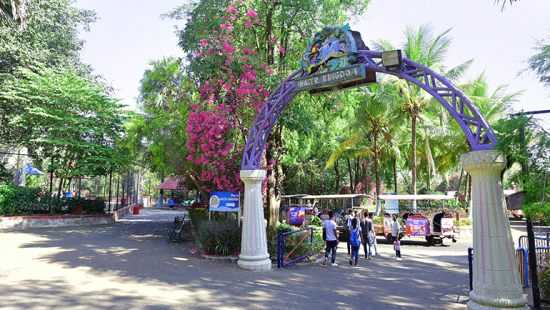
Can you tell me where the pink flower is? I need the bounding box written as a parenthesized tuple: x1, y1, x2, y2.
(246, 9, 258, 18)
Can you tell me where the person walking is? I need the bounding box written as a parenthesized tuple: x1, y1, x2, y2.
(391, 214, 402, 260)
(349, 217, 363, 267)
(344, 209, 354, 255)
(323, 211, 339, 266)
(361, 212, 375, 260)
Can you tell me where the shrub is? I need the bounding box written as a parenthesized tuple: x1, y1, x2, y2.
(266, 225, 278, 260)
(189, 208, 209, 230)
(540, 266, 550, 299)
(306, 215, 323, 227)
(197, 220, 241, 256)
(0, 183, 20, 215)
(0, 183, 106, 216)
(275, 221, 293, 234)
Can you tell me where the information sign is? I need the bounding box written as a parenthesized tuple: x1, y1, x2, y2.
(289, 207, 305, 225)
(384, 193, 399, 214)
(209, 191, 240, 212)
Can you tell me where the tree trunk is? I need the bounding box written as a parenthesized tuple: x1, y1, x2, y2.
(411, 115, 417, 211)
(393, 157, 398, 193)
(265, 126, 284, 228)
(334, 159, 341, 194)
(347, 158, 354, 193)
(374, 133, 381, 202)
(354, 159, 361, 191)
(185, 173, 209, 204)
(456, 169, 464, 194)
(266, 135, 277, 228)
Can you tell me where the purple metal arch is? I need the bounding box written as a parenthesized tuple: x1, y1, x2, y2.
(241, 50, 498, 170)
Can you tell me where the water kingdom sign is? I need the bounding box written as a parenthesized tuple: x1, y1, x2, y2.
(295, 24, 377, 95)
(295, 64, 366, 92)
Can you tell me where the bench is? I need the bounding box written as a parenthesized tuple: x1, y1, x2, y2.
(168, 214, 188, 243)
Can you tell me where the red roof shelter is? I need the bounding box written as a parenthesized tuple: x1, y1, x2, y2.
(155, 178, 183, 190)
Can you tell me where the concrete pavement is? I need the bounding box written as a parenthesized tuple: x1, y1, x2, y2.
(0, 208, 533, 309)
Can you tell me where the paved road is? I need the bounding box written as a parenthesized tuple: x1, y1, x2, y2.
(0, 208, 533, 309)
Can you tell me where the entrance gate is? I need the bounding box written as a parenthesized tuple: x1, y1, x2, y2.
(237, 25, 528, 309)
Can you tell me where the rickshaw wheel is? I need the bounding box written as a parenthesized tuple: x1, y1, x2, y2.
(426, 235, 434, 246)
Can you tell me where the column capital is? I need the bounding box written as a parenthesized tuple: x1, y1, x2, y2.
(240, 169, 266, 182)
(461, 150, 506, 176)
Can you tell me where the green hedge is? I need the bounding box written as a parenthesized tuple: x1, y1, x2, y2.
(188, 209, 242, 256)
(197, 220, 241, 256)
(0, 183, 106, 216)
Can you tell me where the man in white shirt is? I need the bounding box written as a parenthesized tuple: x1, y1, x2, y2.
(391, 213, 402, 260)
(323, 211, 339, 266)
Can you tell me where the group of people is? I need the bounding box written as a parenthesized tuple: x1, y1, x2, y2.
(322, 210, 402, 267)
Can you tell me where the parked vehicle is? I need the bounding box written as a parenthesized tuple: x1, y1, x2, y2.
(383, 211, 456, 246)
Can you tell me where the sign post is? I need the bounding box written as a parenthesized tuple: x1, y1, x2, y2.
(209, 191, 241, 224)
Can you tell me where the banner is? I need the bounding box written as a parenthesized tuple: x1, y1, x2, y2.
(384, 193, 399, 214)
(209, 192, 240, 212)
(289, 207, 305, 225)
(406, 217, 430, 236)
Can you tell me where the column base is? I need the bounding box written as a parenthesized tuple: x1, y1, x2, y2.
(237, 257, 272, 271)
(468, 290, 529, 309)
(468, 300, 529, 310)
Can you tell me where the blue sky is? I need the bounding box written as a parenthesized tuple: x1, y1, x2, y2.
(74, 0, 549, 113)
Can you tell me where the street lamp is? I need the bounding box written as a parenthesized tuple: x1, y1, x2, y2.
(381, 50, 403, 71)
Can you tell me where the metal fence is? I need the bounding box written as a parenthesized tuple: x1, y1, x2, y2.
(469, 246, 528, 290)
(277, 227, 315, 268)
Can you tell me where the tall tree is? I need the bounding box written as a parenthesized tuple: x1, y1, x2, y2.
(527, 36, 550, 90)
(325, 87, 398, 212)
(0, 66, 129, 190)
(164, 0, 372, 227)
(372, 24, 453, 210)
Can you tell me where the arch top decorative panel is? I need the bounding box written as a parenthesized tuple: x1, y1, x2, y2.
(241, 49, 497, 170)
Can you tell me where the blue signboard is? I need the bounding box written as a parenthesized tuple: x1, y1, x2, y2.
(209, 191, 240, 212)
(384, 193, 399, 214)
(289, 207, 305, 225)
(407, 217, 430, 236)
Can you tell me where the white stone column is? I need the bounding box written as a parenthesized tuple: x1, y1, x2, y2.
(461, 151, 529, 309)
(237, 169, 271, 271)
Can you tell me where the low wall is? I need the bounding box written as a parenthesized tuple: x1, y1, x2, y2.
(0, 204, 135, 230)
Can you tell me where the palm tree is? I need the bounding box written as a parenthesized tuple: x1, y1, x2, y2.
(138, 57, 185, 112)
(325, 86, 399, 212)
(372, 24, 453, 211)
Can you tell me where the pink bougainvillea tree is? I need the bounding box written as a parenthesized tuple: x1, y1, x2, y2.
(185, 1, 282, 196)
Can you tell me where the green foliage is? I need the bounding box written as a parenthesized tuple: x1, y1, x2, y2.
(266, 225, 278, 260)
(454, 217, 473, 226)
(188, 208, 208, 230)
(0, 66, 130, 187)
(0, 162, 13, 184)
(494, 113, 550, 219)
(0, 183, 106, 216)
(539, 265, 550, 300)
(527, 36, 550, 89)
(275, 221, 293, 234)
(197, 220, 241, 256)
(306, 215, 323, 227)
